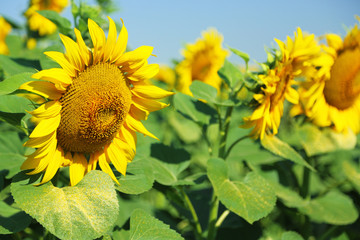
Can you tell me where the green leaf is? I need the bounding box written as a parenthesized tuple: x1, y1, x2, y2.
(0, 201, 32, 234)
(207, 158, 276, 224)
(297, 124, 356, 156)
(0, 95, 34, 113)
(129, 209, 184, 240)
(37, 10, 72, 34)
(261, 135, 315, 171)
(11, 170, 119, 240)
(342, 160, 360, 193)
(39, 45, 63, 70)
(168, 112, 202, 143)
(299, 191, 359, 225)
(281, 231, 304, 240)
(218, 59, 243, 89)
(229, 47, 250, 66)
(150, 143, 193, 186)
(0, 112, 27, 134)
(116, 158, 154, 194)
(0, 55, 36, 77)
(189, 80, 218, 102)
(173, 92, 216, 125)
(0, 72, 33, 95)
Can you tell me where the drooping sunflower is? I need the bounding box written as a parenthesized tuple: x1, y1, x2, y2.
(20, 17, 174, 186)
(242, 28, 323, 139)
(176, 29, 228, 95)
(0, 16, 11, 55)
(292, 22, 360, 134)
(25, 0, 69, 36)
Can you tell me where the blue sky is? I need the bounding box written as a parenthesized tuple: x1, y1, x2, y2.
(1, 0, 359, 65)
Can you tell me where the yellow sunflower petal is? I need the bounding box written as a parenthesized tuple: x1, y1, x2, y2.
(98, 152, 120, 184)
(32, 68, 72, 85)
(88, 18, 106, 64)
(69, 153, 87, 186)
(132, 95, 169, 112)
(40, 147, 64, 184)
(117, 124, 137, 151)
(132, 83, 175, 99)
(130, 104, 148, 120)
(44, 51, 77, 77)
(29, 101, 62, 119)
(29, 113, 60, 138)
(128, 63, 159, 81)
(20, 81, 63, 100)
(110, 18, 128, 63)
(105, 141, 128, 176)
(115, 46, 153, 66)
(103, 16, 117, 62)
(88, 152, 100, 172)
(24, 131, 56, 148)
(74, 28, 91, 66)
(26, 138, 57, 175)
(59, 34, 83, 71)
(125, 114, 158, 140)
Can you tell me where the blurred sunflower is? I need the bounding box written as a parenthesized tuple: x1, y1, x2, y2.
(154, 64, 176, 90)
(25, 0, 69, 36)
(242, 28, 322, 139)
(292, 21, 360, 134)
(176, 29, 228, 96)
(20, 17, 174, 186)
(0, 16, 11, 55)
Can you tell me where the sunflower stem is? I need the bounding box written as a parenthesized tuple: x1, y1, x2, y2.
(180, 187, 203, 240)
(207, 105, 234, 240)
(224, 135, 248, 159)
(300, 157, 313, 198)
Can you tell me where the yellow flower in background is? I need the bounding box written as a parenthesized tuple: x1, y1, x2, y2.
(242, 28, 322, 139)
(25, 0, 69, 36)
(293, 22, 360, 134)
(20, 17, 174, 186)
(0, 16, 11, 55)
(154, 64, 176, 90)
(176, 29, 228, 95)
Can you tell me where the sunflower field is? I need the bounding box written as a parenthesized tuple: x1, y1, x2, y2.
(1, 1, 360, 240)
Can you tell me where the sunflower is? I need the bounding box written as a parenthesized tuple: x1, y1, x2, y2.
(20, 17, 174, 186)
(242, 28, 322, 139)
(292, 22, 360, 134)
(154, 64, 176, 90)
(25, 0, 69, 36)
(0, 16, 11, 55)
(176, 28, 228, 96)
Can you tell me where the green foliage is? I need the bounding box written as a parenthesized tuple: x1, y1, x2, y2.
(11, 171, 119, 240)
(129, 209, 184, 240)
(261, 135, 315, 171)
(207, 158, 276, 224)
(299, 191, 358, 225)
(0, 72, 33, 95)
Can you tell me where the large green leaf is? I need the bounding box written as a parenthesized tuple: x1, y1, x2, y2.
(0, 55, 36, 77)
(297, 124, 356, 156)
(0, 201, 32, 234)
(261, 135, 314, 171)
(0, 95, 34, 113)
(189, 81, 235, 106)
(342, 160, 360, 193)
(129, 209, 184, 240)
(39, 45, 63, 70)
(150, 143, 194, 186)
(173, 92, 216, 125)
(0, 131, 26, 178)
(0, 72, 33, 95)
(217, 59, 243, 89)
(11, 170, 119, 240)
(299, 191, 358, 225)
(116, 158, 155, 194)
(207, 158, 276, 224)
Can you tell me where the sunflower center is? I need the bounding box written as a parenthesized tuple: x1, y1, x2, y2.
(57, 62, 132, 154)
(323, 47, 360, 110)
